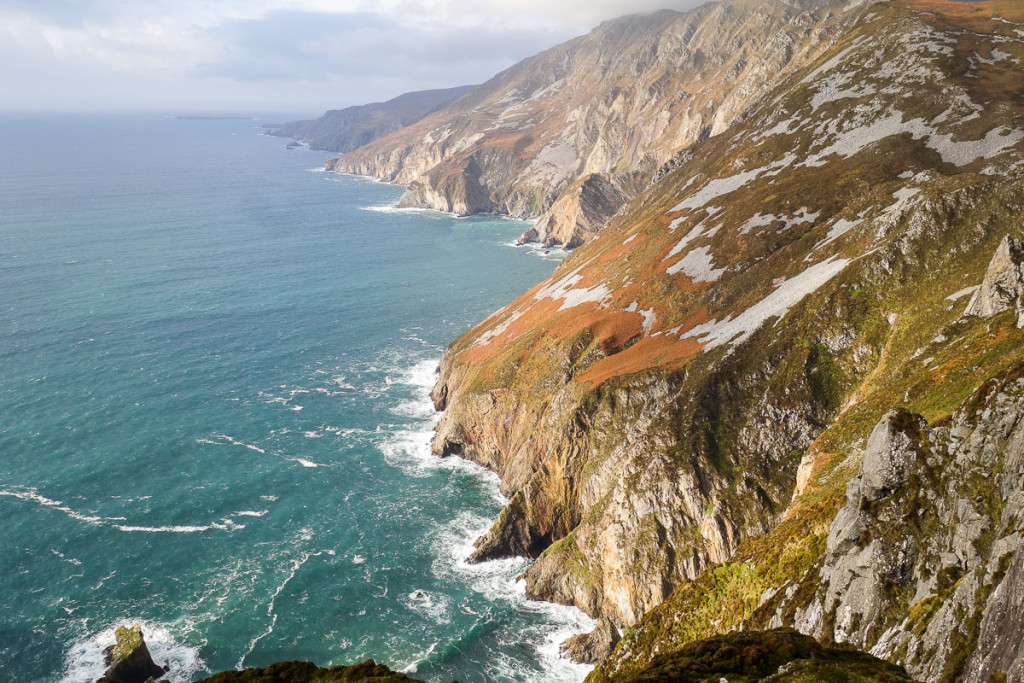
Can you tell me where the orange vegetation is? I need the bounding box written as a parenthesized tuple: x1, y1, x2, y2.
(894, 0, 1024, 22)
(578, 335, 703, 386)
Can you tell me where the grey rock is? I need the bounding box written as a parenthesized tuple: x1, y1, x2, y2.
(560, 617, 621, 664)
(794, 369, 1024, 682)
(100, 625, 168, 683)
(964, 236, 1024, 320)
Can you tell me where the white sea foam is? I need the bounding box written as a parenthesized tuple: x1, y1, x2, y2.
(360, 205, 449, 216)
(0, 487, 104, 525)
(504, 240, 570, 262)
(58, 620, 205, 683)
(404, 589, 454, 625)
(238, 551, 327, 668)
(198, 434, 266, 454)
(293, 458, 320, 468)
(377, 354, 595, 680)
(1, 486, 245, 534)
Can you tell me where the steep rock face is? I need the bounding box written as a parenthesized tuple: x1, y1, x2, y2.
(329, 0, 863, 244)
(964, 235, 1024, 324)
(266, 86, 474, 154)
(561, 617, 621, 665)
(430, 0, 1024, 632)
(792, 366, 1024, 683)
(518, 174, 627, 249)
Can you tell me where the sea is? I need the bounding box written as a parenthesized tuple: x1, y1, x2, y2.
(0, 113, 589, 683)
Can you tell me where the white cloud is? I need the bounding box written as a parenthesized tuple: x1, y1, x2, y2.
(0, 0, 705, 112)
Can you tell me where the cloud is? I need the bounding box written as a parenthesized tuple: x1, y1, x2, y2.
(195, 10, 573, 84)
(0, 0, 707, 112)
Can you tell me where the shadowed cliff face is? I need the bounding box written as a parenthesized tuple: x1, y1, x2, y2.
(428, 0, 1024, 639)
(327, 0, 867, 247)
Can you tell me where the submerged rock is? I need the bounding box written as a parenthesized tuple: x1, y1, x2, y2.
(97, 624, 169, 683)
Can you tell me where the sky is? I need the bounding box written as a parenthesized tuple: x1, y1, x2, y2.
(0, 0, 707, 115)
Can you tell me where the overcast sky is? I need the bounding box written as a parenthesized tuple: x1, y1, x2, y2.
(0, 0, 707, 116)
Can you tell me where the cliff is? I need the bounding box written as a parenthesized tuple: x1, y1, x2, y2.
(427, 0, 1024, 676)
(328, 0, 866, 245)
(266, 86, 475, 153)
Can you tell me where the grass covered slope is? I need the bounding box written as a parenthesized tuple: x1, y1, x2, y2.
(430, 0, 1024, 644)
(603, 629, 914, 683)
(196, 659, 432, 683)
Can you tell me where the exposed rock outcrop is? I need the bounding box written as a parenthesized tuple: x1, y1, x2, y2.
(561, 617, 621, 665)
(97, 625, 168, 683)
(964, 236, 1024, 326)
(428, 0, 1024, 650)
(793, 365, 1024, 682)
(518, 174, 627, 249)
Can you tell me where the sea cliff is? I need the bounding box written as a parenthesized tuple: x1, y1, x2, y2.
(423, 1, 1024, 679)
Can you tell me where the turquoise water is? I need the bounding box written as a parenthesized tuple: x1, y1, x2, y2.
(0, 113, 588, 683)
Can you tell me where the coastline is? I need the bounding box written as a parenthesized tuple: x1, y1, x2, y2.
(395, 359, 596, 681)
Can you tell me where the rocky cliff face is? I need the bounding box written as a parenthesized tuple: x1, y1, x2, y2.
(790, 369, 1024, 682)
(328, 0, 865, 246)
(428, 0, 1024, 666)
(266, 86, 475, 154)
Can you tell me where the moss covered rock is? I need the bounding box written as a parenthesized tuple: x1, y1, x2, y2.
(195, 659, 437, 683)
(604, 629, 913, 683)
(98, 624, 169, 683)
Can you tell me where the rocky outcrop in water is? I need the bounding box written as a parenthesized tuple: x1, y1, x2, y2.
(561, 617, 621, 665)
(97, 625, 168, 683)
(518, 174, 626, 249)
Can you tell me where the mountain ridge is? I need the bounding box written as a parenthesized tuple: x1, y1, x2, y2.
(325, 0, 866, 248)
(266, 85, 475, 154)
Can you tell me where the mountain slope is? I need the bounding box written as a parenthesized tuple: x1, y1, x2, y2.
(327, 0, 865, 246)
(266, 86, 474, 153)
(427, 0, 1024, 659)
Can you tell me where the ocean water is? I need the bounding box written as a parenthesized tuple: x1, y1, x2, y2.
(0, 113, 588, 683)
